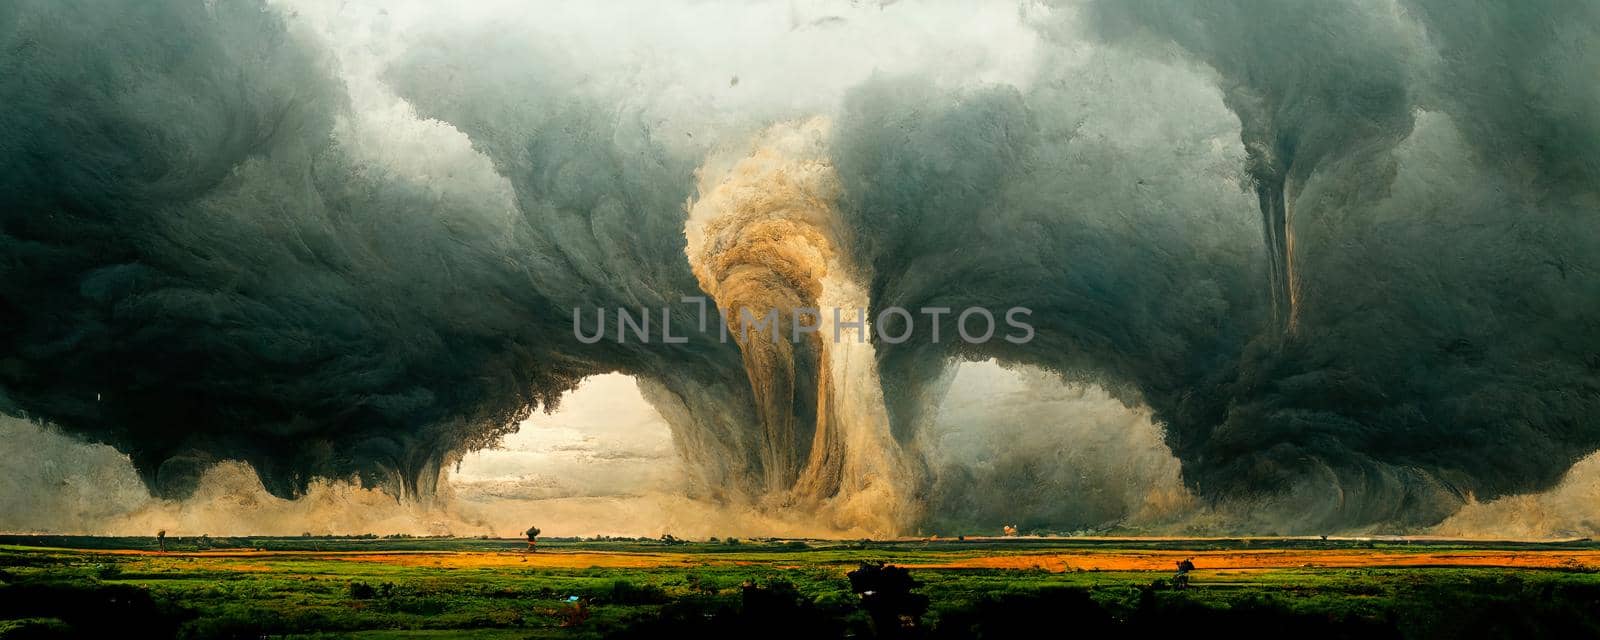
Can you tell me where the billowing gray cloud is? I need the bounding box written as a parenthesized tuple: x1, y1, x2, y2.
(4, 0, 1600, 535)
(0, 0, 747, 501)
(830, 0, 1600, 530)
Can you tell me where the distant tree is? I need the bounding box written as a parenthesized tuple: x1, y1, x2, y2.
(847, 561, 928, 637)
(739, 578, 833, 634)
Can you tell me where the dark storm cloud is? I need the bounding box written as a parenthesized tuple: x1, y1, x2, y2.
(5, 0, 1600, 534)
(0, 0, 754, 500)
(378, 33, 773, 500)
(1086, 0, 1422, 326)
(829, 61, 1268, 525)
(827, 0, 1600, 530)
(1402, 0, 1600, 191)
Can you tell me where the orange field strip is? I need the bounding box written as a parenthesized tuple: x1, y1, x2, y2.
(25, 547, 1600, 572)
(916, 550, 1600, 572)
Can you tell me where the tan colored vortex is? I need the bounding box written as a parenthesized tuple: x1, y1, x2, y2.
(685, 118, 913, 534)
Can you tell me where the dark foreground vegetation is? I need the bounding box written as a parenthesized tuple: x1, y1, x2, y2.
(2, 537, 1599, 638)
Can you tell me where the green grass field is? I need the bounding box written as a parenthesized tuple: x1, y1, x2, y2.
(3, 536, 1600, 638)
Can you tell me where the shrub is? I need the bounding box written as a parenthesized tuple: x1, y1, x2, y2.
(347, 581, 377, 600)
(606, 580, 669, 605)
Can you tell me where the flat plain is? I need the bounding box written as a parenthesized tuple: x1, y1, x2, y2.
(3, 535, 1599, 638)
